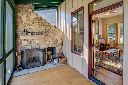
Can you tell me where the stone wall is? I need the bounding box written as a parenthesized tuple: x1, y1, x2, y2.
(16, 4, 63, 65)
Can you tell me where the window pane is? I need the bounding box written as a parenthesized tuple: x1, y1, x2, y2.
(120, 23, 123, 27)
(120, 23, 123, 33)
(95, 20, 99, 41)
(120, 23, 123, 43)
(108, 24, 115, 27)
(108, 33, 115, 40)
(96, 34, 98, 41)
(73, 12, 77, 32)
(120, 34, 123, 44)
(0, 63, 3, 85)
(78, 32, 83, 54)
(78, 9, 83, 32)
(6, 53, 13, 82)
(73, 33, 77, 52)
(0, 0, 2, 56)
(108, 28, 115, 33)
(120, 27, 123, 33)
(34, 9, 57, 26)
(5, 3, 13, 52)
(96, 26, 98, 34)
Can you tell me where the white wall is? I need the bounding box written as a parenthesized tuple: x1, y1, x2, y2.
(58, 0, 94, 78)
(98, 18, 104, 38)
(60, 1, 66, 57)
(123, 0, 128, 85)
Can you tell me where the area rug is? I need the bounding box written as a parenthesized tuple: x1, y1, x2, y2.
(98, 53, 123, 75)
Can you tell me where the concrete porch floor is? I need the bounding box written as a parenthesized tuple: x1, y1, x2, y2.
(9, 65, 95, 85)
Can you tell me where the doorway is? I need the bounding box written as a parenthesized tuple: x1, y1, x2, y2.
(88, 0, 123, 85)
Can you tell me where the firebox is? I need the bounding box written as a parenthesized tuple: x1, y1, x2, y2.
(21, 48, 46, 69)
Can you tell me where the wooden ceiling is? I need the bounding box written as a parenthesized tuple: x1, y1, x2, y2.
(14, 0, 65, 10)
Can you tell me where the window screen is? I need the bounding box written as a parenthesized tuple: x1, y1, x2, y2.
(6, 53, 13, 82)
(5, 3, 13, 53)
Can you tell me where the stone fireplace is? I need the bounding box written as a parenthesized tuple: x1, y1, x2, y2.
(16, 4, 63, 67)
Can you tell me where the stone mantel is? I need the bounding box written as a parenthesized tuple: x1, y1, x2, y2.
(20, 35, 45, 39)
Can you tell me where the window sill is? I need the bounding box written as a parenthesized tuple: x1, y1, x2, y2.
(119, 44, 123, 45)
(72, 51, 83, 57)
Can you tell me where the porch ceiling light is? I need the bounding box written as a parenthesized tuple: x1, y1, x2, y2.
(33, 3, 41, 4)
(42, 6, 47, 7)
(50, 2, 60, 3)
(55, 5, 59, 6)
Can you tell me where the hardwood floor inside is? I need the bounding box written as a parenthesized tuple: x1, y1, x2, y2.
(9, 65, 95, 85)
(95, 67, 122, 85)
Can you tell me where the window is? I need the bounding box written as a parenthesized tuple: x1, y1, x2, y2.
(0, 1, 14, 85)
(72, 6, 84, 55)
(120, 23, 123, 44)
(5, 2, 14, 83)
(5, 3, 13, 53)
(95, 20, 99, 41)
(108, 24, 116, 40)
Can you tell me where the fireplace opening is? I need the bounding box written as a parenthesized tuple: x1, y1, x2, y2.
(21, 48, 46, 69)
(21, 47, 57, 69)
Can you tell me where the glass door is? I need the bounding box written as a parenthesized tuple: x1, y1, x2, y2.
(91, 15, 99, 76)
(95, 19, 99, 76)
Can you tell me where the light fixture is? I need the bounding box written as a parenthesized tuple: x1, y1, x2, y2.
(115, 11, 117, 12)
(104, 12, 109, 15)
(51, 2, 59, 3)
(94, 4, 97, 5)
(33, 3, 41, 4)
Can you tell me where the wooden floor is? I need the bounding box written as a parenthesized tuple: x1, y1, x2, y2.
(95, 67, 122, 85)
(9, 65, 95, 85)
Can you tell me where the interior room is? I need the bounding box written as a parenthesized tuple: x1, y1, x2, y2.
(1, 0, 128, 85)
(91, 5, 123, 85)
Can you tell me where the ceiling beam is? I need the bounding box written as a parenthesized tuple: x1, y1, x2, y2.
(34, 3, 60, 8)
(34, 6, 58, 9)
(15, 0, 63, 4)
(33, 7, 58, 11)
